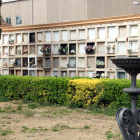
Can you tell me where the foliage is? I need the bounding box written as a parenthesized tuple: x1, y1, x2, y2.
(1, 75, 140, 110)
(102, 79, 131, 108)
(112, 44, 115, 49)
(58, 46, 63, 51)
(127, 49, 132, 53)
(67, 79, 105, 108)
(0, 75, 91, 106)
(106, 45, 111, 50)
(64, 46, 68, 52)
(58, 46, 68, 53)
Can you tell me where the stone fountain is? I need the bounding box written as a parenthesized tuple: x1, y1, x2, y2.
(111, 57, 140, 140)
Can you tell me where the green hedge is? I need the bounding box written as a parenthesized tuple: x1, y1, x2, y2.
(1, 75, 140, 109)
(102, 79, 140, 108)
(0, 75, 91, 105)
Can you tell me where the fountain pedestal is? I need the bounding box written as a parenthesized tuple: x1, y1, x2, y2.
(111, 57, 140, 140)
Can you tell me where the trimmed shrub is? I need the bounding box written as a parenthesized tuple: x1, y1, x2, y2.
(0, 75, 91, 105)
(67, 79, 105, 108)
(1, 75, 140, 109)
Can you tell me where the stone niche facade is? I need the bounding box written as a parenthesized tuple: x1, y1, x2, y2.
(1, 15, 140, 79)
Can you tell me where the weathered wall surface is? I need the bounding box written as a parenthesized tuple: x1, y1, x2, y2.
(2, 0, 140, 26)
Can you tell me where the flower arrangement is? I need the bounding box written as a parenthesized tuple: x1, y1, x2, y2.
(64, 46, 68, 52)
(93, 45, 96, 50)
(106, 45, 111, 50)
(8, 39, 14, 43)
(112, 45, 115, 50)
(127, 49, 132, 54)
(92, 72, 96, 78)
(57, 46, 62, 51)
(17, 48, 21, 54)
(58, 46, 68, 54)
(96, 60, 105, 66)
(5, 53, 8, 55)
(23, 50, 28, 53)
(10, 61, 15, 66)
(71, 50, 75, 54)
(84, 45, 95, 51)
(40, 45, 50, 52)
(3, 62, 7, 66)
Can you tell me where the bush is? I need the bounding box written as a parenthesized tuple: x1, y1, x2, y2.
(2, 75, 140, 109)
(0, 75, 91, 106)
(102, 79, 131, 109)
(67, 79, 105, 108)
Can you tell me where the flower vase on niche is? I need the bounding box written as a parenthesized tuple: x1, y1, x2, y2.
(107, 49, 110, 53)
(17, 48, 21, 55)
(9, 62, 14, 67)
(84, 45, 96, 54)
(3, 62, 7, 67)
(106, 45, 111, 53)
(23, 49, 28, 55)
(112, 45, 115, 53)
(127, 49, 132, 55)
(40, 45, 51, 55)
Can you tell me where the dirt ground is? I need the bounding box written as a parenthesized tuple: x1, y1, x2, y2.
(0, 101, 122, 140)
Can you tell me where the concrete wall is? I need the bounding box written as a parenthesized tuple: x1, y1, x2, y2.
(2, 0, 140, 26)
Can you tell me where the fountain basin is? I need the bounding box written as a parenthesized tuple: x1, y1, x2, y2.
(110, 57, 140, 70)
(123, 87, 140, 94)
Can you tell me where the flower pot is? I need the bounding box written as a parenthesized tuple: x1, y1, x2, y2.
(43, 51, 50, 55)
(85, 50, 94, 54)
(96, 65, 105, 68)
(9, 64, 14, 67)
(107, 49, 110, 53)
(112, 49, 115, 53)
(9, 41, 14, 44)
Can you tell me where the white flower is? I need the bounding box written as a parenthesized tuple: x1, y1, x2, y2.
(71, 50, 75, 53)
(93, 45, 96, 50)
(96, 60, 105, 66)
